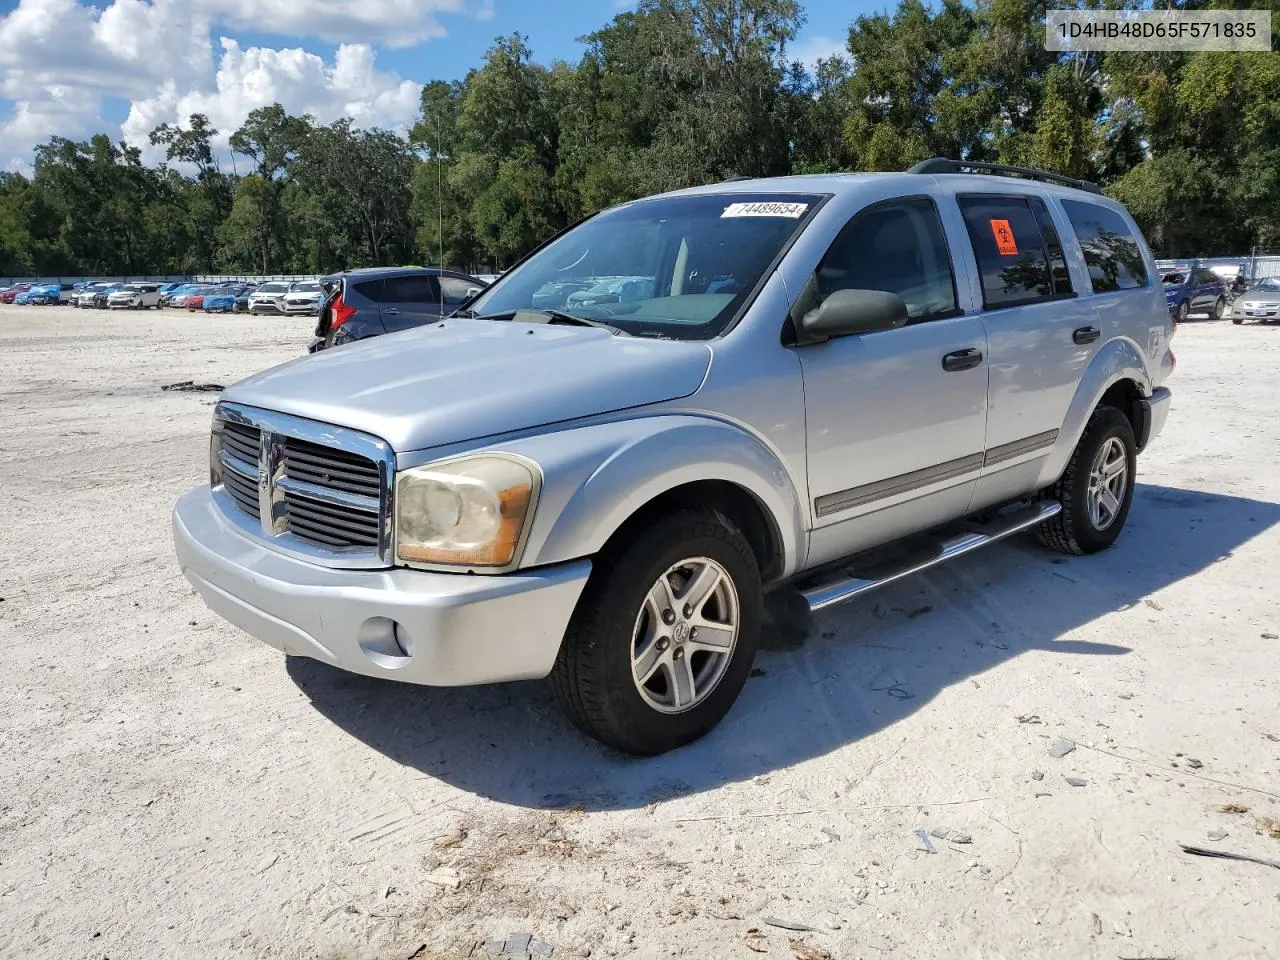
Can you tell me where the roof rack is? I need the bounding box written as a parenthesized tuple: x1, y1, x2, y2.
(907, 157, 1101, 195)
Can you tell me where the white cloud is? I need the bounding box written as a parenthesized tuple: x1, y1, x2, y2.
(199, 0, 473, 49)
(122, 39, 423, 164)
(0, 0, 482, 172)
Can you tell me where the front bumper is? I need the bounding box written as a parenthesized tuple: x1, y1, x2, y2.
(1137, 386, 1172, 451)
(172, 486, 591, 686)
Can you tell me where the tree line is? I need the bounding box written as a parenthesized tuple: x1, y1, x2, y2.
(1, 0, 1276, 279)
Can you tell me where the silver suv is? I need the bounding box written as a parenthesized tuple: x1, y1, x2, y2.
(173, 160, 1174, 755)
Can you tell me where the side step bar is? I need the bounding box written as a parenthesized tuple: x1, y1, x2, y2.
(799, 501, 1062, 613)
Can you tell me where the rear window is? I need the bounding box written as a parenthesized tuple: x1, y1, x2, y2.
(383, 275, 438, 303)
(957, 195, 1060, 309)
(1060, 199, 1148, 292)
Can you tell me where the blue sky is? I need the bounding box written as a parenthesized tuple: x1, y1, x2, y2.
(0, 0, 882, 172)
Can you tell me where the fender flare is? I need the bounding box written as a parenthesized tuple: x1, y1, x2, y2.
(1038, 337, 1151, 486)
(506, 415, 809, 578)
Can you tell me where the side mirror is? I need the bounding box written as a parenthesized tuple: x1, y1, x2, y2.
(799, 289, 908, 342)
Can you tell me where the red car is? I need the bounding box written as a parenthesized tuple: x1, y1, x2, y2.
(184, 286, 218, 311)
(0, 282, 33, 303)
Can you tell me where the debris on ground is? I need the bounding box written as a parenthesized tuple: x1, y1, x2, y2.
(1144, 598, 1164, 611)
(929, 827, 973, 844)
(744, 928, 768, 953)
(1179, 843, 1280, 870)
(1261, 632, 1278, 640)
(160, 380, 224, 392)
(1031, 770, 1045, 781)
(1049, 739, 1077, 759)
(1112, 918, 1133, 937)
(1258, 817, 1280, 839)
(761, 916, 818, 932)
(1220, 804, 1250, 814)
(1207, 829, 1228, 841)
(914, 829, 937, 854)
(1090, 912, 1102, 936)
(424, 867, 461, 889)
(819, 826, 841, 841)
(1016, 714, 1043, 724)
(1185, 758, 1204, 770)
(1065, 777, 1088, 787)
(789, 937, 833, 960)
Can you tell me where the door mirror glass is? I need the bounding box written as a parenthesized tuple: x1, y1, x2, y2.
(800, 288, 908, 342)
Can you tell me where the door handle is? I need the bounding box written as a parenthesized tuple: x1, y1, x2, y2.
(384, 307, 400, 315)
(1073, 325, 1100, 345)
(941, 348, 983, 372)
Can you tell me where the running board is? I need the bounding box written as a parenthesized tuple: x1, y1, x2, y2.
(799, 501, 1062, 613)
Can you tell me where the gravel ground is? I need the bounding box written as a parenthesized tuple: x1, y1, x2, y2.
(1, 305, 1279, 960)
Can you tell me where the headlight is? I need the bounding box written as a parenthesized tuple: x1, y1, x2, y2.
(395, 455, 538, 569)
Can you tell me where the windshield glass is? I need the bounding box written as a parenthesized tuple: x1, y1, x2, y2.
(291, 281, 321, 293)
(466, 193, 824, 340)
(1249, 278, 1280, 293)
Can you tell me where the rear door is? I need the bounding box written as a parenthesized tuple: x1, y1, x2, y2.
(954, 192, 1096, 508)
(380, 274, 442, 332)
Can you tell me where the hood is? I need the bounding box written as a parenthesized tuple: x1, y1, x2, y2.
(1241, 293, 1280, 306)
(222, 318, 712, 453)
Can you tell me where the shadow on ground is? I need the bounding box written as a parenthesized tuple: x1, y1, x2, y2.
(287, 483, 1279, 810)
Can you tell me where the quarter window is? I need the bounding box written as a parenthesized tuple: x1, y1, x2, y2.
(1060, 199, 1149, 292)
(816, 198, 959, 323)
(957, 196, 1060, 309)
(1028, 197, 1073, 296)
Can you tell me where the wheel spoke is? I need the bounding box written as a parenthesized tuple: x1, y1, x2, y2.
(1103, 455, 1126, 481)
(678, 562, 721, 614)
(647, 575, 677, 621)
(668, 657, 697, 709)
(633, 636, 666, 685)
(1099, 485, 1121, 519)
(688, 620, 735, 652)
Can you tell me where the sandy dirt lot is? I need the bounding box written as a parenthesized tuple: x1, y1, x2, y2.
(1, 305, 1278, 960)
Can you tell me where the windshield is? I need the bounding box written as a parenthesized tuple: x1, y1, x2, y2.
(291, 281, 321, 293)
(1249, 278, 1280, 293)
(465, 193, 824, 340)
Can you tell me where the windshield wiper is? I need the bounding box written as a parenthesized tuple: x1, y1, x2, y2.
(462, 308, 630, 336)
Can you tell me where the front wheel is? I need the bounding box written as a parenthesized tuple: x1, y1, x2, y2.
(1176, 300, 1189, 323)
(550, 509, 762, 755)
(1212, 296, 1225, 320)
(1038, 406, 1137, 555)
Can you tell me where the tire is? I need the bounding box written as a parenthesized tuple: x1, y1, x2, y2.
(1038, 406, 1137, 555)
(1212, 296, 1225, 320)
(1232, 316, 1243, 325)
(1176, 300, 1189, 323)
(550, 509, 762, 755)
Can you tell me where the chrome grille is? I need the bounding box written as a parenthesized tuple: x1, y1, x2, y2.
(211, 403, 393, 568)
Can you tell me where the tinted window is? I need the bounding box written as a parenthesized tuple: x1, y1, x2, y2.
(383, 275, 438, 303)
(1060, 199, 1148, 292)
(1028, 197, 1073, 296)
(351, 279, 385, 303)
(817, 198, 958, 322)
(958, 196, 1054, 308)
(439, 276, 481, 305)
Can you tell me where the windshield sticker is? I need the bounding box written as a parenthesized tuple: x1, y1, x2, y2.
(721, 201, 809, 219)
(990, 219, 1019, 256)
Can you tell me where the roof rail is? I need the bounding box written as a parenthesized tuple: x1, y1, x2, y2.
(907, 157, 1102, 195)
(720, 175, 754, 183)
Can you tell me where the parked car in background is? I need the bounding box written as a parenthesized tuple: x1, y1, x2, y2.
(185, 286, 221, 311)
(1163, 267, 1226, 322)
(1, 282, 34, 303)
(233, 284, 258, 313)
(175, 161, 1175, 754)
(92, 281, 122, 308)
(310, 267, 488, 351)
(248, 281, 291, 315)
(27, 282, 66, 304)
(161, 284, 200, 307)
(14, 289, 34, 304)
(108, 283, 162, 309)
(1231, 277, 1280, 324)
(203, 286, 249, 313)
(282, 280, 324, 316)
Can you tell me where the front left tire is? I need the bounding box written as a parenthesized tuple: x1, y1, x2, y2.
(550, 509, 762, 755)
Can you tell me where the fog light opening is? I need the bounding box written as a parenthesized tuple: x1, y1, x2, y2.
(357, 616, 413, 668)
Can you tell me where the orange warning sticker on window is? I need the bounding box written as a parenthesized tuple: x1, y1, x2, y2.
(990, 219, 1018, 256)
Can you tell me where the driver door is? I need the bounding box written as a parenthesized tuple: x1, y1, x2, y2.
(797, 197, 990, 567)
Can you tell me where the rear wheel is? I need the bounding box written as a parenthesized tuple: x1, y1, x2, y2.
(1232, 315, 1244, 325)
(550, 509, 762, 755)
(1038, 406, 1136, 555)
